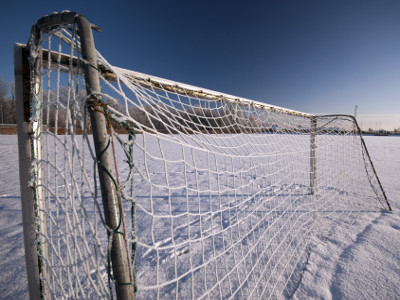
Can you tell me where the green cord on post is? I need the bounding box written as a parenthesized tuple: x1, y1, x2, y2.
(84, 57, 138, 293)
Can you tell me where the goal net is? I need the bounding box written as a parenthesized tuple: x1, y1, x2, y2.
(16, 12, 391, 299)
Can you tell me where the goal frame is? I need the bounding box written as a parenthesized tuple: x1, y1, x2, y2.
(14, 11, 134, 300)
(15, 10, 391, 300)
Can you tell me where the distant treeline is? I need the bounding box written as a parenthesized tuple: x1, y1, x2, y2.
(2, 81, 359, 136)
(110, 101, 321, 135)
(39, 90, 297, 134)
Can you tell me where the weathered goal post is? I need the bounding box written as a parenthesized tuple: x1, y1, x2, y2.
(15, 11, 391, 300)
(15, 12, 133, 299)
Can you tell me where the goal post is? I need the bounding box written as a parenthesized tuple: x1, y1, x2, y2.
(310, 116, 317, 196)
(72, 13, 134, 300)
(16, 11, 391, 299)
(14, 42, 43, 300)
(15, 11, 134, 299)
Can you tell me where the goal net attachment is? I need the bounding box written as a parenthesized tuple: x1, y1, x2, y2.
(15, 11, 391, 300)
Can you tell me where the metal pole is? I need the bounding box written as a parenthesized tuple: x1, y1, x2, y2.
(74, 13, 134, 300)
(14, 43, 42, 300)
(310, 116, 317, 195)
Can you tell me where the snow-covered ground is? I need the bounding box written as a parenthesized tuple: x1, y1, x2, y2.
(0, 135, 398, 299)
(0, 135, 29, 299)
(293, 136, 400, 299)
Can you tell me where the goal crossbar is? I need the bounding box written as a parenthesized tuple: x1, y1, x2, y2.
(15, 42, 312, 119)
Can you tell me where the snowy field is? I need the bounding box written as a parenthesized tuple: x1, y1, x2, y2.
(0, 135, 399, 299)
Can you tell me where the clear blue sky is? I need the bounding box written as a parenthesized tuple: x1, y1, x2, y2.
(1, 0, 399, 129)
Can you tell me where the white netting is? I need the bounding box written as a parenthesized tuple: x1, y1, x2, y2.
(25, 15, 390, 299)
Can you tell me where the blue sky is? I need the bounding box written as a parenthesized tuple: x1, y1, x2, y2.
(1, 0, 399, 129)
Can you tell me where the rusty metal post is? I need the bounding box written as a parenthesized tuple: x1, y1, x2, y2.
(310, 116, 317, 195)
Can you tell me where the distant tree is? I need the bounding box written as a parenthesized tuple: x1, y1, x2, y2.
(0, 77, 7, 100)
(0, 77, 16, 124)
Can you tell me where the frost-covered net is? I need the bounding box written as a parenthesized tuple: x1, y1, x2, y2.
(25, 14, 390, 299)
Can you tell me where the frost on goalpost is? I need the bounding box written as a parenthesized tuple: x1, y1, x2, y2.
(22, 13, 390, 299)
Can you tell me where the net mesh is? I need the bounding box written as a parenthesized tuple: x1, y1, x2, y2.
(25, 16, 390, 299)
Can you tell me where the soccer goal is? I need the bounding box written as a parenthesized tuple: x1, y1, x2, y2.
(15, 11, 391, 300)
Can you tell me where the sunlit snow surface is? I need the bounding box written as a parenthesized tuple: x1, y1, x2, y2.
(0, 135, 399, 299)
(293, 136, 400, 300)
